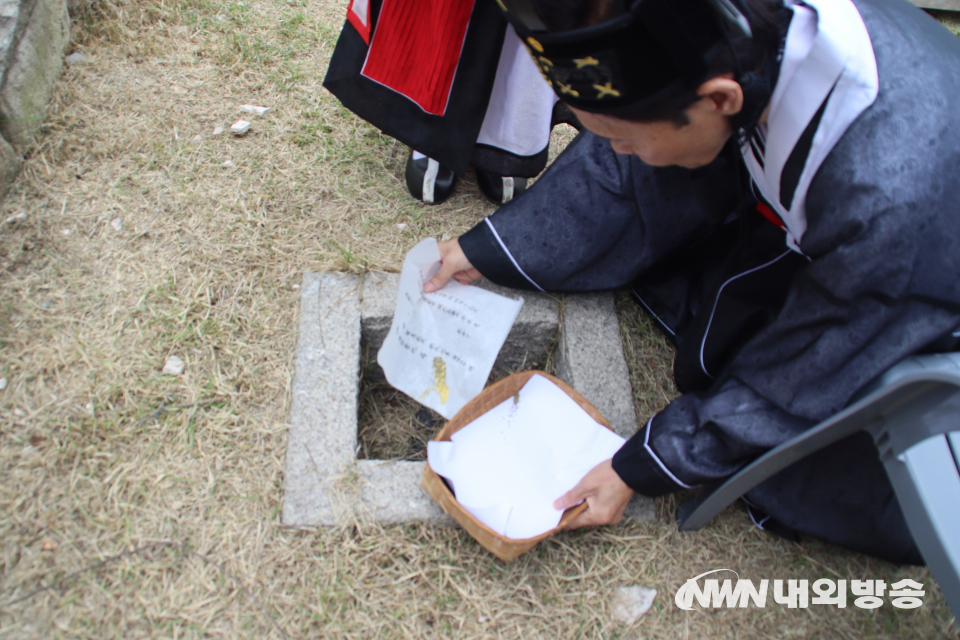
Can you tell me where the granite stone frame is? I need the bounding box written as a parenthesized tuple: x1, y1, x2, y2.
(281, 271, 654, 528)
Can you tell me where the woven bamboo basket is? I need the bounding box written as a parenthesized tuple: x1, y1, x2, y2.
(421, 370, 613, 562)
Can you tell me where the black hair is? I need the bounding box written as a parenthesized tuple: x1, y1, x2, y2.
(533, 0, 787, 126)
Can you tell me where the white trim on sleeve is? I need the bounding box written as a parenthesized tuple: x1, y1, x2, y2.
(643, 416, 696, 490)
(484, 218, 545, 292)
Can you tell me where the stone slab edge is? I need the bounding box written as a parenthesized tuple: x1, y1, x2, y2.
(283, 273, 654, 526)
(911, 0, 960, 10)
(357, 460, 453, 525)
(282, 272, 454, 527)
(282, 272, 362, 527)
(556, 292, 655, 521)
(0, 0, 70, 202)
(0, 0, 70, 149)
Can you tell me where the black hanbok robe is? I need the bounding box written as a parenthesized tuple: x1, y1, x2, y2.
(456, 0, 960, 563)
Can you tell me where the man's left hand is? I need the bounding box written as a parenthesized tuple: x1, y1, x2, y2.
(554, 459, 635, 529)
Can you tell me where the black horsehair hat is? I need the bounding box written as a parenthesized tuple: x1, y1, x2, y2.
(495, 0, 754, 116)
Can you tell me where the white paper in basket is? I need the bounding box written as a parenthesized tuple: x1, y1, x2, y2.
(377, 238, 524, 419)
(427, 374, 626, 539)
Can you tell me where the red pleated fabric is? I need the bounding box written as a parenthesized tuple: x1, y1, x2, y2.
(361, 0, 476, 116)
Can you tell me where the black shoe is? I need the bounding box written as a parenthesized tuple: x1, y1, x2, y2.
(475, 169, 527, 205)
(405, 151, 457, 204)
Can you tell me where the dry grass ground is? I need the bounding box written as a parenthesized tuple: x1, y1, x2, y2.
(0, 1, 957, 638)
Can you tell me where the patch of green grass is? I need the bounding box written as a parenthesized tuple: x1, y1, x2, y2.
(278, 12, 306, 38)
(267, 60, 307, 93)
(328, 239, 369, 272)
(220, 32, 274, 67)
(291, 117, 333, 147)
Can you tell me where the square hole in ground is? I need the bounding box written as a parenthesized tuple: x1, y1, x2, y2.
(355, 272, 562, 461)
(282, 271, 654, 528)
(356, 335, 559, 461)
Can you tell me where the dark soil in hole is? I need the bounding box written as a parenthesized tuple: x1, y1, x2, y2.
(357, 345, 557, 461)
(357, 381, 444, 461)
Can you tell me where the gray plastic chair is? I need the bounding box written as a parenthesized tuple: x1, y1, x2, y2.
(676, 352, 960, 619)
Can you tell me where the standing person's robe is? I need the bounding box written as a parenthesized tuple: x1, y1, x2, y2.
(323, 0, 559, 178)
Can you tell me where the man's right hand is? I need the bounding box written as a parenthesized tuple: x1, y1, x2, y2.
(423, 238, 482, 292)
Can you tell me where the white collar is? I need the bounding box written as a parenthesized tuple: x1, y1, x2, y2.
(742, 0, 879, 253)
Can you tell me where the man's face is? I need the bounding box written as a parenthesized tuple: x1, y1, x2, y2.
(569, 80, 741, 169)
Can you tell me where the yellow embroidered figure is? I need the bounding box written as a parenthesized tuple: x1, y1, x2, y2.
(574, 56, 600, 68)
(593, 82, 621, 98)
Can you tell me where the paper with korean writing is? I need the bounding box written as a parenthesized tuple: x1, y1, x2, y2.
(377, 238, 524, 419)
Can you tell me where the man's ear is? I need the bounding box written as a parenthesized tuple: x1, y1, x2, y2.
(696, 75, 744, 116)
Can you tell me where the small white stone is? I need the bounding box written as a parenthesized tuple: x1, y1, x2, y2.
(396, 223, 407, 230)
(111, 217, 123, 232)
(14, 408, 26, 417)
(213, 126, 225, 136)
(60, 229, 72, 236)
(238, 104, 270, 116)
(85, 402, 94, 413)
(193, 134, 203, 142)
(66, 52, 85, 64)
(610, 586, 657, 624)
(292, 283, 300, 289)
(0, 378, 7, 390)
(230, 120, 252, 135)
(162, 355, 186, 376)
(477, 616, 487, 623)
(5, 212, 26, 224)
(221, 160, 235, 168)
